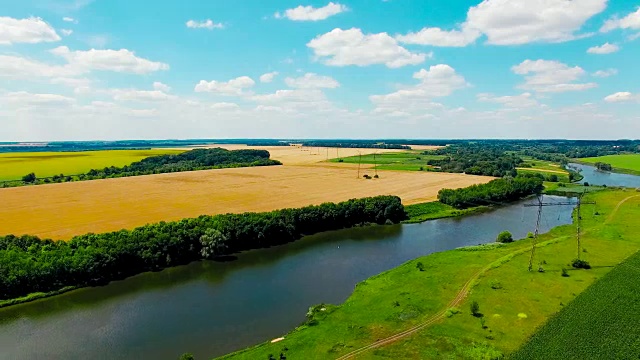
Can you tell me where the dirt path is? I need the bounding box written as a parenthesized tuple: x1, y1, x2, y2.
(516, 167, 567, 174)
(336, 194, 637, 359)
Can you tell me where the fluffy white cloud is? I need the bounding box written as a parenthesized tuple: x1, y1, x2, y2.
(186, 19, 224, 30)
(61, 29, 73, 36)
(587, 42, 620, 54)
(0, 16, 61, 45)
(259, 71, 279, 83)
(396, 26, 480, 47)
(211, 102, 240, 110)
(601, 7, 640, 32)
(50, 46, 169, 74)
(285, 73, 339, 89)
(592, 68, 618, 78)
(604, 92, 639, 103)
(370, 64, 467, 114)
(275, 2, 348, 21)
(0, 54, 79, 78)
(3, 91, 74, 105)
(307, 28, 428, 68)
(113, 90, 173, 102)
(194, 76, 255, 95)
(153, 82, 171, 92)
(512, 59, 597, 93)
(478, 92, 539, 108)
(397, 0, 606, 46)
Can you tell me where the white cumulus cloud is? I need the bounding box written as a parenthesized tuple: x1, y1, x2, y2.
(512, 59, 597, 93)
(194, 76, 255, 95)
(587, 42, 620, 54)
(259, 71, 279, 83)
(50, 46, 169, 74)
(397, 0, 606, 46)
(186, 19, 224, 30)
(0, 16, 61, 45)
(275, 2, 348, 21)
(604, 92, 639, 103)
(153, 82, 171, 92)
(285, 73, 340, 89)
(478, 92, 539, 108)
(61, 29, 73, 36)
(601, 7, 640, 32)
(307, 28, 428, 68)
(592, 68, 618, 78)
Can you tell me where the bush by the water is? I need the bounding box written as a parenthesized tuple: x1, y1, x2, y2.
(0, 196, 406, 301)
(437, 176, 543, 209)
(571, 259, 591, 269)
(496, 231, 514, 243)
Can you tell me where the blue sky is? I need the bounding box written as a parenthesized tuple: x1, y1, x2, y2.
(1, 0, 639, 141)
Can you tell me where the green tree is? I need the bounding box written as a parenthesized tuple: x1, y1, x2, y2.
(496, 231, 513, 243)
(548, 174, 559, 182)
(470, 300, 481, 317)
(199, 228, 228, 259)
(179, 353, 195, 360)
(22, 173, 36, 183)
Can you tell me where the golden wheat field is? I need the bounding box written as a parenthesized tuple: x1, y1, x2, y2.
(0, 146, 490, 240)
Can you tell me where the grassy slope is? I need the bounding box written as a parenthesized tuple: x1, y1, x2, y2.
(329, 152, 445, 172)
(219, 189, 640, 360)
(403, 202, 489, 223)
(511, 250, 640, 360)
(579, 154, 640, 175)
(0, 149, 184, 181)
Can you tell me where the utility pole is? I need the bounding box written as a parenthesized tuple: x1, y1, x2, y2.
(524, 196, 578, 272)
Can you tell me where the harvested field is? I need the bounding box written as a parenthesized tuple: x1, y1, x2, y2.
(0, 146, 492, 240)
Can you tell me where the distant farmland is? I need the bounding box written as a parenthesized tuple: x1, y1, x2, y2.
(0, 149, 184, 181)
(0, 146, 492, 239)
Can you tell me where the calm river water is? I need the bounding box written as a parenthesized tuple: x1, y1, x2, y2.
(569, 163, 640, 188)
(0, 196, 577, 360)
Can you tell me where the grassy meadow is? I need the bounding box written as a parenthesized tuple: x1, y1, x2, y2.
(0, 149, 184, 181)
(329, 151, 446, 171)
(219, 189, 640, 359)
(580, 154, 640, 175)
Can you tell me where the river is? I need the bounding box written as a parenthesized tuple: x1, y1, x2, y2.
(569, 163, 640, 188)
(0, 195, 578, 360)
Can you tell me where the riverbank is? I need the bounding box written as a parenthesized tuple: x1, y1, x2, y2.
(219, 189, 640, 359)
(572, 158, 640, 177)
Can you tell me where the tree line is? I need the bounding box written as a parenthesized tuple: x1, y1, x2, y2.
(426, 145, 523, 177)
(9, 148, 281, 187)
(438, 176, 544, 209)
(0, 196, 405, 301)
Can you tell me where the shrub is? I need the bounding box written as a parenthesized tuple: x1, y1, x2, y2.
(561, 268, 569, 277)
(470, 301, 481, 317)
(584, 182, 590, 186)
(416, 262, 425, 271)
(496, 231, 513, 243)
(374, 174, 379, 179)
(338, 159, 344, 163)
(490, 280, 503, 289)
(21, 173, 36, 183)
(445, 307, 461, 317)
(548, 174, 559, 182)
(572, 259, 591, 269)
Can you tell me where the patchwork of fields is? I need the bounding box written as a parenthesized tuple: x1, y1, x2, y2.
(0, 146, 492, 239)
(0, 149, 184, 181)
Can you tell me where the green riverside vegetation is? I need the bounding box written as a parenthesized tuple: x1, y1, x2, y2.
(218, 189, 640, 359)
(437, 176, 544, 209)
(0, 196, 405, 304)
(511, 249, 640, 360)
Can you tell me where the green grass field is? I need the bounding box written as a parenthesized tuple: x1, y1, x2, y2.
(0, 149, 185, 181)
(219, 189, 640, 359)
(511, 250, 640, 360)
(329, 152, 446, 171)
(581, 154, 640, 175)
(403, 201, 489, 223)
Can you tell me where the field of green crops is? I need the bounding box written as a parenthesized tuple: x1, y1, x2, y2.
(329, 151, 446, 171)
(511, 250, 640, 360)
(0, 149, 185, 181)
(581, 154, 640, 175)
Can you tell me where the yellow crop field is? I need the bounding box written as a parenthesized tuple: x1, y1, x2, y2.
(0, 149, 185, 181)
(0, 146, 492, 240)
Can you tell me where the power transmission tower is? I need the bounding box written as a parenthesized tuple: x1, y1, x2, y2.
(524, 196, 577, 272)
(576, 192, 596, 260)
